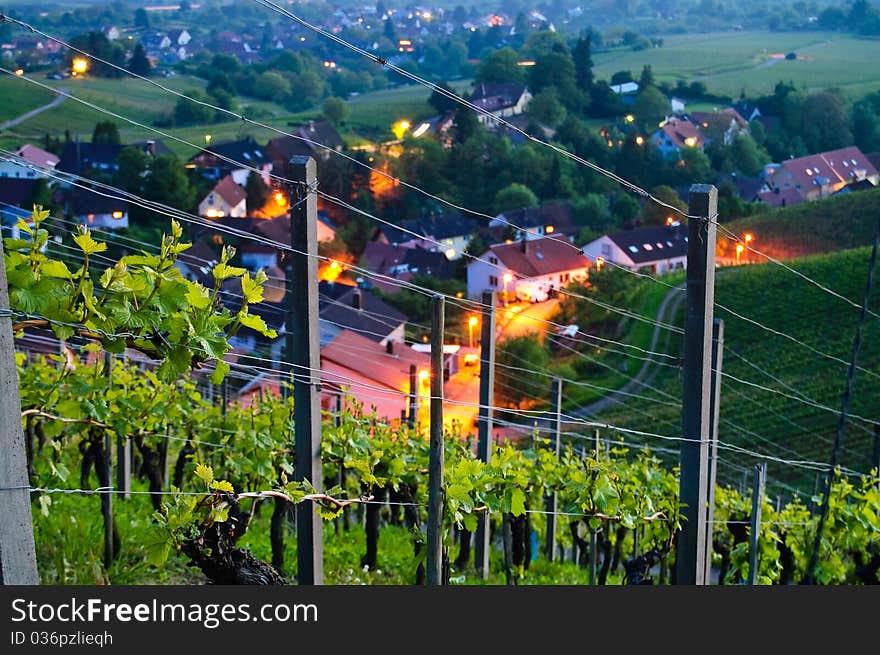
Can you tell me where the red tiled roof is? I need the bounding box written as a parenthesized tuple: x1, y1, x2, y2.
(213, 175, 246, 207)
(15, 144, 59, 168)
(778, 146, 879, 193)
(659, 118, 704, 149)
(321, 330, 429, 391)
(490, 235, 590, 278)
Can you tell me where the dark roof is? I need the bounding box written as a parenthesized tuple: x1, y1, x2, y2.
(361, 241, 455, 279)
(319, 280, 408, 343)
(130, 139, 174, 157)
(716, 173, 765, 201)
(192, 137, 271, 167)
(379, 212, 479, 245)
(495, 202, 576, 234)
(606, 224, 688, 264)
(470, 82, 528, 113)
(66, 187, 129, 216)
(296, 119, 344, 152)
(57, 142, 124, 175)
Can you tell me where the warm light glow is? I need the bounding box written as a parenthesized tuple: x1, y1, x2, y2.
(205, 134, 212, 144)
(635, 135, 645, 145)
(205, 209, 225, 218)
(545, 225, 555, 234)
(517, 60, 536, 66)
(736, 244, 744, 253)
(468, 316, 478, 328)
(684, 136, 698, 147)
(14, 68, 23, 76)
(72, 57, 89, 74)
(503, 273, 513, 284)
(274, 191, 285, 205)
(398, 39, 412, 46)
(595, 256, 605, 270)
(320, 259, 343, 282)
(607, 140, 614, 148)
(666, 216, 675, 226)
(625, 114, 635, 123)
(392, 119, 411, 139)
(411, 122, 430, 138)
(111, 210, 124, 219)
(744, 233, 753, 243)
(323, 61, 336, 68)
(444, 248, 456, 259)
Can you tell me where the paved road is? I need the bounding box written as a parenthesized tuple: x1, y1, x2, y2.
(0, 87, 67, 130)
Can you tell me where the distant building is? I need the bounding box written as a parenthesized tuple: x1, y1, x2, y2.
(66, 187, 129, 229)
(0, 144, 58, 179)
(198, 175, 247, 218)
(466, 235, 591, 301)
(651, 117, 705, 158)
(372, 212, 479, 260)
(266, 119, 344, 177)
(759, 146, 879, 207)
(490, 202, 578, 243)
(469, 82, 532, 126)
(687, 108, 749, 146)
(581, 223, 688, 275)
(189, 137, 272, 187)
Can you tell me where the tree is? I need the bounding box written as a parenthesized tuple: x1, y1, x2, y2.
(384, 17, 397, 44)
(528, 51, 583, 112)
(633, 85, 670, 125)
(143, 155, 195, 213)
(610, 70, 634, 86)
(429, 81, 459, 115)
(797, 90, 853, 153)
(638, 65, 655, 88)
(641, 185, 687, 225)
(494, 335, 549, 408)
(134, 7, 150, 30)
(114, 146, 150, 194)
(526, 88, 567, 128)
(322, 96, 349, 126)
(572, 36, 594, 94)
(173, 90, 215, 126)
(92, 120, 120, 145)
(128, 42, 151, 76)
(729, 133, 770, 176)
(474, 47, 523, 85)
(245, 170, 269, 214)
(207, 72, 235, 97)
(254, 71, 291, 101)
(494, 183, 538, 213)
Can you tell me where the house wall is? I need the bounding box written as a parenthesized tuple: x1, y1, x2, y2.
(77, 211, 128, 229)
(514, 266, 590, 301)
(198, 191, 245, 218)
(582, 236, 632, 269)
(466, 257, 505, 299)
(321, 361, 411, 422)
(0, 161, 42, 179)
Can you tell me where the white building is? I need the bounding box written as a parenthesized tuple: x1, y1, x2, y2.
(582, 224, 688, 275)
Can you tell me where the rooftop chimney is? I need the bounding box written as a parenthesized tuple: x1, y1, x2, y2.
(386, 340, 394, 355)
(352, 288, 363, 310)
(520, 237, 527, 253)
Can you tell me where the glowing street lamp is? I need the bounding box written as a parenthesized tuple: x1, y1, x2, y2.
(735, 243, 744, 265)
(392, 119, 411, 140)
(468, 315, 478, 348)
(71, 58, 89, 75)
(502, 272, 513, 305)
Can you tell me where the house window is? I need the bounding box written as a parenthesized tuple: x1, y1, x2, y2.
(559, 273, 570, 284)
(601, 244, 611, 256)
(488, 275, 499, 287)
(489, 256, 498, 265)
(628, 245, 639, 253)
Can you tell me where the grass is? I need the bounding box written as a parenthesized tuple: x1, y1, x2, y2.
(592, 30, 880, 100)
(592, 246, 880, 497)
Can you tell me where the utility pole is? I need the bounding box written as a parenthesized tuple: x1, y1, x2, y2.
(426, 294, 445, 585)
(747, 463, 767, 586)
(704, 318, 724, 584)
(0, 235, 39, 584)
(102, 351, 114, 570)
(677, 184, 717, 585)
(474, 290, 496, 580)
(544, 377, 562, 561)
(286, 155, 323, 584)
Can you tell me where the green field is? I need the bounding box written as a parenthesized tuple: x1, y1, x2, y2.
(592, 30, 880, 100)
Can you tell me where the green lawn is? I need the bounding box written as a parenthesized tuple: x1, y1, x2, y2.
(593, 30, 880, 100)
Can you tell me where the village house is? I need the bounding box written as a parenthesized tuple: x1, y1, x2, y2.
(687, 108, 749, 146)
(467, 235, 591, 302)
(188, 137, 273, 187)
(651, 117, 705, 158)
(581, 223, 688, 275)
(371, 212, 478, 260)
(490, 202, 578, 243)
(265, 119, 344, 178)
(758, 146, 879, 208)
(469, 82, 532, 126)
(0, 144, 59, 180)
(65, 187, 129, 229)
(198, 175, 247, 219)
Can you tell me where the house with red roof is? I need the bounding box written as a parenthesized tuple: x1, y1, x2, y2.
(761, 146, 878, 207)
(687, 108, 749, 146)
(466, 235, 592, 302)
(0, 144, 59, 180)
(198, 175, 247, 218)
(651, 117, 705, 158)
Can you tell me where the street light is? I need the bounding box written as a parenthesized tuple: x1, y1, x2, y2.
(735, 243, 744, 265)
(744, 232, 754, 264)
(502, 272, 513, 305)
(468, 316, 478, 348)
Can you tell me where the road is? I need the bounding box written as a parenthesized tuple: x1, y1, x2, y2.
(569, 283, 685, 419)
(496, 298, 560, 342)
(0, 88, 68, 130)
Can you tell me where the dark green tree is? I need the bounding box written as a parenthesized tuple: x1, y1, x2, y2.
(429, 81, 460, 114)
(322, 96, 349, 126)
(245, 170, 270, 214)
(92, 120, 121, 145)
(128, 42, 151, 76)
(474, 47, 524, 85)
(572, 35, 594, 95)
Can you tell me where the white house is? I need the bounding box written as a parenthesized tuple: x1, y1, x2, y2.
(582, 224, 688, 275)
(0, 144, 59, 179)
(470, 82, 532, 126)
(467, 235, 592, 301)
(198, 175, 247, 218)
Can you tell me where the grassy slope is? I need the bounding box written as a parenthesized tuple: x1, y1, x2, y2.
(592, 30, 880, 100)
(591, 246, 880, 497)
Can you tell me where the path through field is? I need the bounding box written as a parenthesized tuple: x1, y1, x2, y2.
(0, 87, 67, 130)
